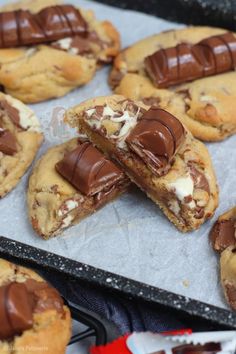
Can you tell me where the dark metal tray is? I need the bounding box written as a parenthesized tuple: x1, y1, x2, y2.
(0, 235, 235, 331)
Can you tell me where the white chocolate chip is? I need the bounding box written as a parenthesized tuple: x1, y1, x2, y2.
(168, 200, 181, 216)
(58, 199, 79, 217)
(169, 174, 195, 209)
(200, 95, 218, 104)
(61, 214, 74, 228)
(5, 95, 41, 132)
(110, 109, 140, 150)
(69, 47, 79, 55)
(103, 106, 116, 116)
(86, 108, 96, 117)
(54, 37, 72, 51)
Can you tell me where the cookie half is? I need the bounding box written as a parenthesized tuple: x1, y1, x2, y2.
(0, 258, 71, 354)
(0, 92, 43, 197)
(0, 0, 120, 103)
(66, 95, 219, 232)
(110, 26, 236, 141)
(210, 207, 236, 310)
(28, 138, 129, 239)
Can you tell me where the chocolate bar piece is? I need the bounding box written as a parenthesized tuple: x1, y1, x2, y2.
(0, 129, 17, 155)
(145, 32, 236, 88)
(210, 207, 236, 252)
(66, 96, 218, 232)
(0, 282, 33, 340)
(28, 138, 129, 238)
(0, 280, 64, 340)
(0, 5, 87, 49)
(56, 141, 125, 197)
(126, 107, 185, 176)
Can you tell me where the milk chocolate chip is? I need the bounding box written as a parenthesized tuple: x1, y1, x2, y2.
(0, 100, 20, 127)
(0, 129, 18, 155)
(211, 218, 236, 252)
(56, 141, 125, 196)
(145, 32, 236, 88)
(126, 107, 185, 176)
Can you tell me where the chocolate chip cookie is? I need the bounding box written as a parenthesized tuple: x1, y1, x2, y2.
(0, 258, 71, 354)
(0, 0, 120, 103)
(110, 27, 236, 141)
(210, 207, 236, 310)
(0, 92, 43, 198)
(28, 138, 129, 239)
(66, 95, 219, 232)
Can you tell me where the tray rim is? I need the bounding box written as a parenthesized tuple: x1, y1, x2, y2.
(0, 235, 235, 329)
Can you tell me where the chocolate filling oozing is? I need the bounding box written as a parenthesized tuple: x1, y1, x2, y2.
(0, 5, 87, 49)
(211, 217, 236, 252)
(189, 166, 210, 195)
(145, 32, 236, 88)
(126, 107, 185, 176)
(0, 279, 64, 341)
(56, 141, 128, 207)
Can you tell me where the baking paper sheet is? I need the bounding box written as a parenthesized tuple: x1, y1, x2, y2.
(0, 0, 235, 313)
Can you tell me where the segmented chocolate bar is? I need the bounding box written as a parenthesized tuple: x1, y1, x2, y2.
(0, 5, 87, 48)
(145, 32, 236, 88)
(56, 141, 126, 198)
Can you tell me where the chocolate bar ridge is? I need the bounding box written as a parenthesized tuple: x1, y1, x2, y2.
(0, 5, 87, 48)
(145, 32, 236, 87)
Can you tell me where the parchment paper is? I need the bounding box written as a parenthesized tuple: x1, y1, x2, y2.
(0, 0, 235, 313)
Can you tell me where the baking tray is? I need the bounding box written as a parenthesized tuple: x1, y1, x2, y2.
(0, 0, 235, 331)
(0, 236, 236, 330)
(95, 0, 236, 31)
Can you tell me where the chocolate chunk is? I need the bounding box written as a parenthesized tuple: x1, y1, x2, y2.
(126, 107, 185, 176)
(17, 10, 45, 45)
(189, 166, 210, 194)
(0, 100, 20, 127)
(56, 141, 125, 196)
(52, 36, 91, 54)
(145, 32, 236, 88)
(0, 129, 18, 155)
(70, 36, 91, 54)
(172, 343, 221, 354)
(142, 97, 161, 107)
(0, 282, 33, 340)
(211, 219, 236, 252)
(0, 5, 87, 49)
(24, 279, 64, 315)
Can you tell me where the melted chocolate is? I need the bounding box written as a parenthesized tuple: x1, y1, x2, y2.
(211, 218, 236, 252)
(0, 279, 64, 341)
(56, 141, 125, 196)
(126, 107, 185, 176)
(52, 36, 91, 54)
(0, 5, 87, 48)
(145, 32, 236, 88)
(189, 166, 210, 194)
(0, 129, 18, 155)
